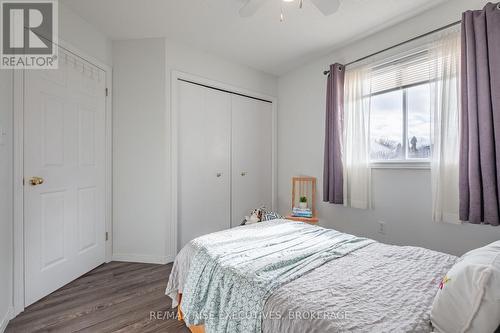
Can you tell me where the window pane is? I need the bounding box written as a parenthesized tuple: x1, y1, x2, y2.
(407, 84, 431, 159)
(370, 90, 403, 160)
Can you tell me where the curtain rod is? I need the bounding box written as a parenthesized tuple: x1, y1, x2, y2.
(323, 19, 461, 76)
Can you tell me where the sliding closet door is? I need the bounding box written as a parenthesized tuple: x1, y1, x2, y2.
(178, 81, 231, 248)
(231, 95, 273, 227)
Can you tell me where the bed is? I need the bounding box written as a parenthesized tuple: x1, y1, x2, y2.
(166, 219, 458, 333)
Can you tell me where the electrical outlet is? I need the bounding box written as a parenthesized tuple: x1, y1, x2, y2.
(378, 221, 386, 235)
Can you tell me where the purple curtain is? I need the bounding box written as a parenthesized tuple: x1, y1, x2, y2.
(459, 2, 500, 226)
(323, 63, 345, 204)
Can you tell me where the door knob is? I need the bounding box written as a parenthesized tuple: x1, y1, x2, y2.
(29, 176, 44, 186)
(216, 172, 222, 178)
(241, 172, 248, 176)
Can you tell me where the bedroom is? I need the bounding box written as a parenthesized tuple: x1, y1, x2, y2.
(0, 0, 500, 332)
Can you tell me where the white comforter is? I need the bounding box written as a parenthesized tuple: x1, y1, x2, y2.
(166, 221, 457, 333)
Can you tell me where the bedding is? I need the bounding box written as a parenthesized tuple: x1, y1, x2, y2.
(182, 221, 373, 333)
(166, 220, 457, 333)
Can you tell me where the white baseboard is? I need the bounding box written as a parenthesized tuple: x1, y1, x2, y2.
(112, 253, 174, 265)
(0, 306, 13, 333)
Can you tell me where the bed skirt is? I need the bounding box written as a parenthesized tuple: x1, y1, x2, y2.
(177, 293, 205, 333)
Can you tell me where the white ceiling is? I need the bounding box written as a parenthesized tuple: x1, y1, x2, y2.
(62, 0, 449, 76)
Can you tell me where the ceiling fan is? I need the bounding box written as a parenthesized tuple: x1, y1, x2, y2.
(239, 0, 341, 18)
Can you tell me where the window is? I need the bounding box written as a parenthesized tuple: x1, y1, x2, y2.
(369, 51, 432, 163)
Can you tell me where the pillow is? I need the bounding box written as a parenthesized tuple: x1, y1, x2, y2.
(261, 210, 282, 221)
(431, 240, 500, 333)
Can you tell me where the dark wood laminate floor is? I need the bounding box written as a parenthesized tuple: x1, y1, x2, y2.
(6, 262, 190, 333)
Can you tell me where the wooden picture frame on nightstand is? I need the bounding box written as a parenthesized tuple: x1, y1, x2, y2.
(286, 176, 319, 224)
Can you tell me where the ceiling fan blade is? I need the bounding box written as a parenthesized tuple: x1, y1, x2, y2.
(310, 0, 341, 16)
(239, 0, 268, 17)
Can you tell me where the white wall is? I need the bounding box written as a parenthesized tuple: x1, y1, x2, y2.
(165, 40, 278, 97)
(112, 38, 169, 263)
(277, 0, 500, 256)
(59, 3, 112, 66)
(0, 70, 13, 332)
(112, 38, 277, 262)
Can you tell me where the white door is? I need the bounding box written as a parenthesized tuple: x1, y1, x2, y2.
(178, 81, 231, 249)
(24, 50, 106, 305)
(231, 95, 273, 227)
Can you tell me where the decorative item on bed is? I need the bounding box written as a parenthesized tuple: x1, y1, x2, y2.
(286, 176, 319, 223)
(240, 207, 283, 225)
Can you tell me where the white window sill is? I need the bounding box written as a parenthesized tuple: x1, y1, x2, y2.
(369, 161, 431, 170)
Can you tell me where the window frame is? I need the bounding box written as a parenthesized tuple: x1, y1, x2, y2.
(368, 81, 432, 169)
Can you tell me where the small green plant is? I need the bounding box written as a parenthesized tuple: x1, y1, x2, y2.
(299, 196, 307, 203)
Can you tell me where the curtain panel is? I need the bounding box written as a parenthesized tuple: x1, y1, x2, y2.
(323, 63, 345, 204)
(460, 2, 500, 226)
(343, 66, 372, 209)
(430, 31, 461, 224)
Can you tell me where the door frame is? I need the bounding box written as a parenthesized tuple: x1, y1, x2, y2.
(13, 39, 113, 316)
(170, 71, 278, 257)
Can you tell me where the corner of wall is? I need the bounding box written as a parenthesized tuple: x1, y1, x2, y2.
(0, 301, 13, 333)
(59, 2, 113, 66)
(0, 68, 14, 333)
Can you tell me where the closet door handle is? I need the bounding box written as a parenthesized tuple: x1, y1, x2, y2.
(216, 172, 223, 178)
(240, 172, 248, 177)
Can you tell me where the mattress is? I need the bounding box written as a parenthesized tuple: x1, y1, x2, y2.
(166, 221, 457, 333)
